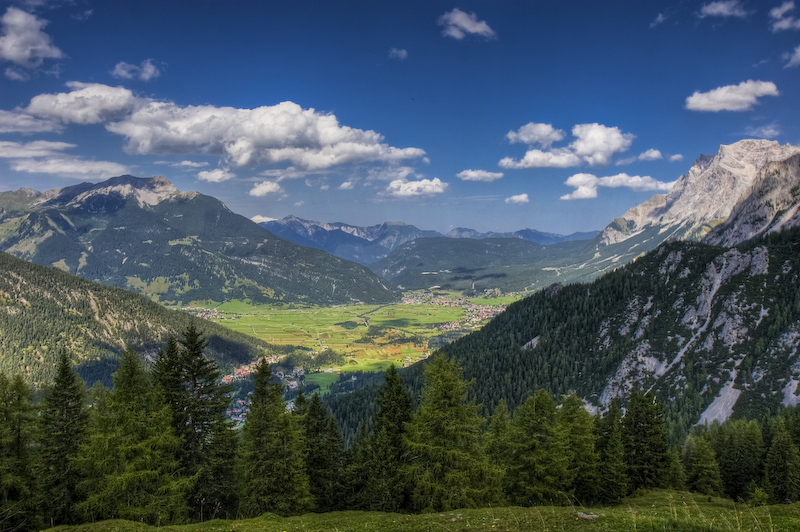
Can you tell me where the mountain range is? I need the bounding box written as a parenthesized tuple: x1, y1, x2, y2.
(0, 176, 394, 306)
(259, 216, 599, 265)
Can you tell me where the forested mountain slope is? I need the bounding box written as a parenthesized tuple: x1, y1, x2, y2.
(0, 251, 276, 388)
(0, 175, 395, 305)
(331, 227, 800, 444)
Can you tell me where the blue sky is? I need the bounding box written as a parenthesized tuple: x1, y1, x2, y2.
(1, 0, 799, 234)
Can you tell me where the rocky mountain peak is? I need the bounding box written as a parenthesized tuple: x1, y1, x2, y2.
(600, 139, 800, 246)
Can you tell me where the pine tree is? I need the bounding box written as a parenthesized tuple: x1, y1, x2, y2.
(764, 418, 800, 503)
(362, 364, 412, 512)
(557, 393, 600, 504)
(484, 399, 513, 495)
(36, 350, 89, 527)
(75, 347, 189, 525)
(238, 359, 312, 517)
(507, 389, 568, 505)
(622, 389, 669, 492)
(666, 448, 686, 491)
(0, 373, 37, 531)
(683, 435, 722, 496)
(152, 325, 237, 520)
(305, 393, 344, 513)
(595, 400, 628, 503)
(403, 355, 501, 512)
(714, 419, 764, 500)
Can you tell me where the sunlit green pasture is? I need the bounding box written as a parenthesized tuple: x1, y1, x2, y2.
(46, 490, 800, 532)
(209, 300, 464, 360)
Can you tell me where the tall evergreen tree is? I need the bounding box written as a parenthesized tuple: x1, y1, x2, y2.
(682, 435, 722, 496)
(595, 399, 628, 503)
(36, 351, 89, 527)
(557, 393, 600, 504)
(507, 389, 567, 505)
(362, 364, 412, 512)
(484, 399, 513, 495)
(403, 355, 502, 512)
(152, 325, 237, 520)
(764, 418, 800, 503)
(622, 389, 669, 492)
(0, 373, 37, 531)
(305, 393, 344, 513)
(75, 347, 189, 525)
(238, 359, 311, 517)
(714, 419, 764, 500)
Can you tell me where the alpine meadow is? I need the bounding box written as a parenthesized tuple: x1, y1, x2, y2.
(3, 2, 800, 532)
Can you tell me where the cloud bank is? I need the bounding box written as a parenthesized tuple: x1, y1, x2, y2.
(560, 172, 675, 200)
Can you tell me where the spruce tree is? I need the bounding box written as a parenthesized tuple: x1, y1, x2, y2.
(238, 359, 311, 517)
(403, 355, 502, 512)
(683, 435, 722, 496)
(557, 393, 600, 504)
(362, 364, 412, 512)
(764, 418, 800, 503)
(596, 400, 628, 503)
(152, 325, 237, 520)
(507, 389, 568, 505)
(622, 389, 669, 492)
(75, 347, 189, 525)
(305, 393, 344, 513)
(484, 399, 513, 495)
(715, 419, 764, 500)
(0, 373, 37, 531)
(36, 350, 89, 527)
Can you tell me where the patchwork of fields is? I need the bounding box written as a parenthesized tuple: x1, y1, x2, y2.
(187, 291, 516, 391)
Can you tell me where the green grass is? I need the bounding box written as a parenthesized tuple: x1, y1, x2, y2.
(44, 491, 800, 532)
(203, 300, 466, 360)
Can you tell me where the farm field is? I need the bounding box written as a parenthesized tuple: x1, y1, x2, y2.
(44, 490, 800, 532)
(186, 291, 513, 391)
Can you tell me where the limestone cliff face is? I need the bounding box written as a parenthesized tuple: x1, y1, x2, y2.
(600, 140, 800, 246)
(705, 153, 800, 246)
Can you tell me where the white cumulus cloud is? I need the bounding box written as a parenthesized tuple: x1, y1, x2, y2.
(339, 181, 355, 190)
(457, 169, 503, 182)
(669, 154, 684, 162)
(388, 48, 408, 60)
(500, 122, 634, 169)
(197, 168, 235, 183)
(387, 177, 447, 197)
(249, 181, 283, 197)
(438, 8, 496, 40)
(698, 1, 748, 18)
(112, 59, 161, 81)
(560, 172, 675, 200)
(250, 215, 276, 224)
(27, 82, 142, 124)
(107, 99, 425, 170)
(506, 122, 565, 148)
(685, 80, 779, 111)
(569, 123, 635, 167)
(0, 7, 63, 79)
(505, 193, 529, 205)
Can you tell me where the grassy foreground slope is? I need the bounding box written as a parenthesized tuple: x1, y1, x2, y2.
(45, 491, 800, 532)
